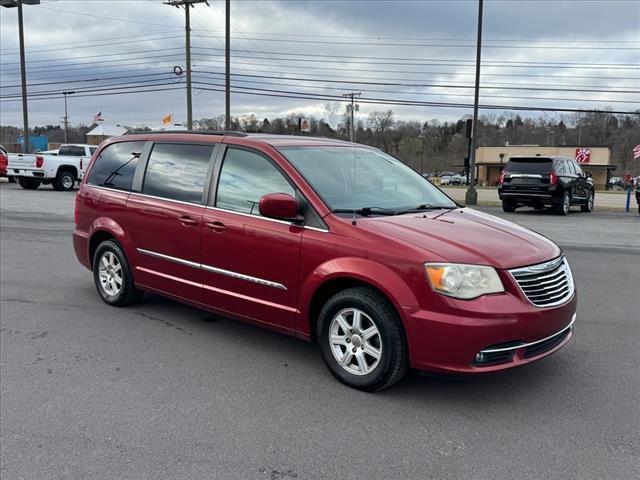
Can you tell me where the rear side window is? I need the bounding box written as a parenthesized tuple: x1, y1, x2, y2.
(59, 145, 86, 156)
(505, 158, 552, 174)
(216, 148, 294, 215)
(87, 141, 145, 191)
(142, 143, 213, 204)
(89, 147, 97, 155)
(553, 159, 566, 175)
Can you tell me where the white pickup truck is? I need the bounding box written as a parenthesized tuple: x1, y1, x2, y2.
(8, 144, 97, 191)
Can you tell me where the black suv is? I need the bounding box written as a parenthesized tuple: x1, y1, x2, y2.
(498, 156, 595, 215)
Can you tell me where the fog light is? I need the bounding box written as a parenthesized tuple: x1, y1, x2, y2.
(474, 352, 485, 363)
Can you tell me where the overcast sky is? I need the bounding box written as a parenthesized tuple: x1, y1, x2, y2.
(1, 0, 638, 129)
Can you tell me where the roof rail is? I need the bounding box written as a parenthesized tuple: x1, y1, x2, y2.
(124, 130, 248, 137)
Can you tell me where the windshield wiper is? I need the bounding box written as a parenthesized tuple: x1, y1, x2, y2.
(393, 204, 458, 214)
(332, 207, 398, 216)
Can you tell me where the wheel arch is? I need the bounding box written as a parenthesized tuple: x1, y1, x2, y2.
(57, 164, 79, 180)
(88, 218, 136, 272)
(301, 259, 418, 344)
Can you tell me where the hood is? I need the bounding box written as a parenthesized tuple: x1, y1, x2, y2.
(359, 208, 561, 270)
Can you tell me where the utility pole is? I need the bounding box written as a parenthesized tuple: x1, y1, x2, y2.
(62, 91, 75, 143)
(465, 0, 483, 206)
(225, 0, 231, 130)
(2, 1, 40, 152)
(342, 92, 361, 142)
(164, 0, 208, 130)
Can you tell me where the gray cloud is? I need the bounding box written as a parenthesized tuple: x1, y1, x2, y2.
(0, 0, 638, 129)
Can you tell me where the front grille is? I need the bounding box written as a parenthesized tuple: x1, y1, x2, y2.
(510, 256, 574, 308)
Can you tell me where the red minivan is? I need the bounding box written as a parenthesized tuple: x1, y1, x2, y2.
(74, 132, 577, 391)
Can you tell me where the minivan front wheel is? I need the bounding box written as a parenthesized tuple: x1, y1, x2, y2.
(318, 287, 407, 391)
(93, 240, 143, 306)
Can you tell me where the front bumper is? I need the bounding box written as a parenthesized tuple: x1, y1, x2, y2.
(402, 290, 577, 374)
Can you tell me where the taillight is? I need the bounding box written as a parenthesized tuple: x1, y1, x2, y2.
(80, 158, 83, 170)
(548, 172, 558, 185)
(35, 155, 44, 168)
(74, 197, 80, 225)
(499, 172, 505, 184)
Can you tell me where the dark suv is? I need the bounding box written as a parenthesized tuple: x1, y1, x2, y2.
(498, 156, 595, 215)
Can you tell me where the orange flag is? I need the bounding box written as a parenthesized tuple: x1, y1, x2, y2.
(162, 114, 172, 125)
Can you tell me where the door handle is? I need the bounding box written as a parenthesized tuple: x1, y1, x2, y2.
(178, 215, 198, 226)
(205, 221, 227, 232)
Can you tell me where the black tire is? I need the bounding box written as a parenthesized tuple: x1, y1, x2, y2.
(533, 203, 544, 211)
(555, 192, 570, 215)
(53, 170, 75, 191)
(317, 287, 407, 392)
(501, 199, 516, 212)
(17, 177, 41, 190)
(581, 191, 594, 212)
(8, 176, 16, 183)
(92, 240, 143, 306)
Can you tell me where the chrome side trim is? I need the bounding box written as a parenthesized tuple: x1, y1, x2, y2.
(136, 248, 287, 291)
(206, 206, 294, 226)
(137, 248, 201, 269)
(206, 206, 330, 232)
(86, 186, 329, 232)
(480, 313, 576, 354)
(201, 264, 287, 290)
(128, 191, 206, 209)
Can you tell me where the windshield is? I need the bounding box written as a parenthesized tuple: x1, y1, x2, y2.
(279, 146, 456, 212)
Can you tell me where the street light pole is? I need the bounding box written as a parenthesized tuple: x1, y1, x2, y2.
(62, 91, 75, 143)
(465, 0, 483, 205)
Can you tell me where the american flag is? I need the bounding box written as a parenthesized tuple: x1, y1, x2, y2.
(575, 148, 591, 164)
(93, 112, 104, 123)
(633, 144, 640, 160)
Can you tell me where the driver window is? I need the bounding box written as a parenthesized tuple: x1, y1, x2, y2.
(216, 148, 295, 216)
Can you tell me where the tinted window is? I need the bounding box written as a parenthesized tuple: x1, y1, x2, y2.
(59, 145, 86, 156)
(504, 158, 553, 174)
(89, 147, 97, 155)
(553, 159, 566, 175)
(87, 141, 145, 191)
(216, 148, 295, 215)
(573, 162, 584, 176)
(143, 143, 213, 204)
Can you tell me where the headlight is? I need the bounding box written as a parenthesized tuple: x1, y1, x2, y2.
(425, 263, 504, 299)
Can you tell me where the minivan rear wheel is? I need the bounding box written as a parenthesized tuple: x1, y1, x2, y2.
(318, 287, 407, 391)
(93, 240, 143, 306)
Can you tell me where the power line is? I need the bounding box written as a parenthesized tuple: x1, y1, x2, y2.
(188, 33, 640, 51)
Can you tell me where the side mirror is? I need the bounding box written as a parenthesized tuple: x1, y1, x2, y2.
(259, 193, 300, 221)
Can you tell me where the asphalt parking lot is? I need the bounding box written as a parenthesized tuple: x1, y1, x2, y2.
(1, 181, 639, 480)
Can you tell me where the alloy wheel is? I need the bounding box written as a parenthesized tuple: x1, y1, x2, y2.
(329, 308, 382, 376)
(62, 175, 74, 189)
(98, 251, 123, 296)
